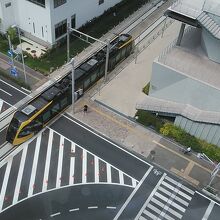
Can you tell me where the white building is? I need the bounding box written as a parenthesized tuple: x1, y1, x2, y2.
(0, 0, 121, 48)
(137, 0, 220, 146)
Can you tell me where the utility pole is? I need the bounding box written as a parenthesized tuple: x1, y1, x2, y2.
(71, 58, 75, 114)
(67, 23, 70, 62)
(17, 26, 27, 84)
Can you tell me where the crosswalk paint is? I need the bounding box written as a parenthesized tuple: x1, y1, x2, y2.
(82, 149, 87, 183)
(0, 160, 12, 211)
(106, 163, 111, 183)
(142, 210, 157, 220)
(12, 146, 28, 204)
(0, 99, 3, 112)
(42, 130, 54, 191)
(69, 142, 76, 185)
(202, 201, 215, 220)
(56, 136, 64, 188)
(119, 170, 124, 185)
(94, 156, 99, 183)
(28, 135, 42, 197)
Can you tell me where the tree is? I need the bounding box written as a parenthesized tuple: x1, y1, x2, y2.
(7, 26, 17, 42)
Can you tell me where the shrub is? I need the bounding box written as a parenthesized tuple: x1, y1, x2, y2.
(160, 123, 220, 162)
(142, 83, 150, 95)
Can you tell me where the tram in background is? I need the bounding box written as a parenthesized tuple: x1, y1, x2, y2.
(6, 33, 134, 146)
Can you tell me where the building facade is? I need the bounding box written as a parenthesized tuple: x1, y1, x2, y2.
(137, 0, 220, 146)
(0, 0, 121, 47)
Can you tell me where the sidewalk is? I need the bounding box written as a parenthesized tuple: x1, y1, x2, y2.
(67, 20, 220, 199)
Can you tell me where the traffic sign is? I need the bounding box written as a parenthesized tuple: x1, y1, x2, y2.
(7, 50, 13, 57)
(10, 67, 18, 77)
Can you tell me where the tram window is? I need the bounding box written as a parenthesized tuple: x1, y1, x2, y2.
(51, 103, 60, 114)
(121, 47, 126, 59)
(43, 111, 51, 122)
(115, 52, 121, 63)
(91, 72, 97, 82)
(84, 78, 90, 89)
(99, 65, 105, 76)
(60, 97, 68, 109)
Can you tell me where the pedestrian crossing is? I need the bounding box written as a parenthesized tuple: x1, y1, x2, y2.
(136, 175, 195, 220)
(0, 128, 138, 213)
(0, 99, 11, 114)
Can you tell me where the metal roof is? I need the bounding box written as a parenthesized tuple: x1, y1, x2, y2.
(136, 96, 220, 124)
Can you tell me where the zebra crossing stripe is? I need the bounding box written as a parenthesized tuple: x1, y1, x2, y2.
(180, 184, 194, 195)
(132, 178, 137, 188)
(13, 146, 28, 204)
(202, 201, 215, 220)
(158, 186, 189, 207)
(56, 136, 64, 188)
(82, 149, 87, 183)
(0, 99, 3, 112)
(94, 156, 99, 183)
(28, 135, 42, 196)
(119, 170, 124, 185)
(142, 210, 157, 220)
(69, 142, 76, 185)
(0, 160, 12, 211)
(106, 163, 111, 183)
(42, 130, 54, 192)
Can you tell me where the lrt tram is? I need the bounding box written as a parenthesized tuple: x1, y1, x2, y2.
(6, 33, 134, 146)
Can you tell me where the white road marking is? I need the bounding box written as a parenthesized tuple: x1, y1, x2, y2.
(82, 149, 87, 183)
(28, 135, 42, 196)
(50, 128, 139, 185)
(0, 89, 12, 96)
(106, 206, 116, 209)
(56, 136, 64, 188)
(0, 79, 29, 95)
(132, 178, 137, 187)
(196, 191, 220, 206)
(202, 201, 215, 220)
(94, 156, 99, 183)
(69, 142, 76, 185)
(0, 160, 12, 211)
(0, 99, 3, 112)
(114, 167, 154, 220)
(42, 130, 53, 191)
(106, 163, 111, 183)
(88, 206, 98, 209)
(142, 210, 157, 220)
(50, 212, 60, 217)
(119, 170, 124, 185)
(62, 114, 152, 167)
(69, 208, 79, 212)
(13, 146, 28, 204)
(134, 173, 167, 220)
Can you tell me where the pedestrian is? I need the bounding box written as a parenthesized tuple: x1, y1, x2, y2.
(83, 105, 88, 114)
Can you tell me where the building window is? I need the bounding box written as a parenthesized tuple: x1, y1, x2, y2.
(54, 0, 66, 8)
(98, 0, 104, 5)
(71, 14, 76, 29)
(42, 26, 44, 37)
(27, 0, 45, 8)
(55, 19, 67, 39)
(33, 22, 35, 33)
(5, 2, 12, 8)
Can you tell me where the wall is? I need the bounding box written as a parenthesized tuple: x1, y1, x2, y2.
(150, 62, 220, 112)
(175, 116, 220, 147)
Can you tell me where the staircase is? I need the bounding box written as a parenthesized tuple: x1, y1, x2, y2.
(197, 12, 220, 39)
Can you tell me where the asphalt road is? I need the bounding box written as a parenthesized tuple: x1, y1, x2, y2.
(0, 114, 220, 220)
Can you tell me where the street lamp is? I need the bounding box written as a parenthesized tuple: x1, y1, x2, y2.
(197, 153, 220, 187)
(11, 24, 27, 85)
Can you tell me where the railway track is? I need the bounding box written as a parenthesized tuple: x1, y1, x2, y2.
(0, 0, 174, 162)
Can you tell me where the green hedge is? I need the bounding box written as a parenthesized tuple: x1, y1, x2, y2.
(0, 69, 30, 90)
(160, 123, 220, 162)
(142, 83, 150, 95)
(135, 110, 163, 132)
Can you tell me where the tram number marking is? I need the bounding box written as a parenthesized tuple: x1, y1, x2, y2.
(153, 169, 162, 176)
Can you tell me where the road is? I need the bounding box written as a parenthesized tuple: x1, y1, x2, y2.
(0, 114, 220, 220)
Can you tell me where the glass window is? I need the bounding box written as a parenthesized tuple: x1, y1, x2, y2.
(71, 14, 76, 29)
(27, 0, 45, 8)
(5, 2, 12, 8)
(54, 0, 66, 8)
(84, 78, 90, 89)
(60, 97, 68, 109)
(51, 103, 60, 115)
(91, 72, 97, 82)
(43, 111, 51, 122)
(55, 19, 67, 39)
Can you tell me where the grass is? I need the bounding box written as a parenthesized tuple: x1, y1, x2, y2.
(0, 0, 151, 75)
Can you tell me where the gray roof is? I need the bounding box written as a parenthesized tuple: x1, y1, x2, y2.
(136, 96, 220, 124)
(158, 27, 220, 91)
